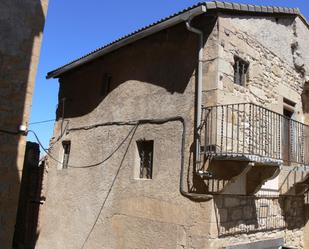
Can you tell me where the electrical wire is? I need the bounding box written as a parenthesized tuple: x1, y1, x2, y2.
(28, 116, 191, 248)
(28, 125, 138, 169)
(30, 116, 207, 200)
(80, 124, 138, 249)
(29, 119, 55, 125)
(0, 129, 18, 135)
(28, 116, 308, 249)
(76, 116, 207, 248)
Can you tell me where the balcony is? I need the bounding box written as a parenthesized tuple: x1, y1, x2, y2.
(199, 103, 309, 195)
(201, 103, 309, 166)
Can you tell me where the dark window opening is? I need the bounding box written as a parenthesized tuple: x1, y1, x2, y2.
(101, 74, 112, 96)
(283, 97, 296, 108)
(234, 56, 249, 86)
(283, 108, 294, 119)
(137, 140, 153, 179)
(62, 141, 71, 169)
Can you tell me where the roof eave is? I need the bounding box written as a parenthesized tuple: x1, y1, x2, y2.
(47, 1, 308, 80)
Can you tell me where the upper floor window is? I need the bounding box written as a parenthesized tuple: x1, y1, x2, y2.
(137, 140, 153, 179)
(234, 56, 249, 86)
(283, 97, 296, 117)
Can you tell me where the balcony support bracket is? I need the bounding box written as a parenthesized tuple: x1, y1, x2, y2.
(246, 164, 281, 195)
(283, 173, 309, 195)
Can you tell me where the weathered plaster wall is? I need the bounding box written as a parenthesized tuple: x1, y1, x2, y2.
(293, 18, 309, 78)
(39, 123, 216, 249)
(37, 16, 219, 249)
(0, 1, 48, 248)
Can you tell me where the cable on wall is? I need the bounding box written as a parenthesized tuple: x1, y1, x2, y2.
(30, 116, 210, 247)
(29, 116, 213, 200)
(29, 116, 305, 248)
(25, 112, 309, 249)
(79, 124, 138, 249)
(0, 129, 19, 135)
(28, 124, 137, 169)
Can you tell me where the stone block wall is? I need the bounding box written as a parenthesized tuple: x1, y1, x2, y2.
(0, 1, 48, 248)
(202, 13, 309, 248)
(216, 15, 307, 113)
(213, 14, 309, 186)
(210, 195, 305, 248)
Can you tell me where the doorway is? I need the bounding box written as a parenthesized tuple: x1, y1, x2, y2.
(282, 98, 296, 165)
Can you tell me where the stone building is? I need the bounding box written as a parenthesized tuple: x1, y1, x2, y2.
(38, 2, 309, 248)
(0, 1, 48, 249)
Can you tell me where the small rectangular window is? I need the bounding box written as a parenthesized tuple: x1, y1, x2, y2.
(137, 140, 153, 179)
(62, 141, 71, 169)
(234, 56, 249, 86)
(283, 97, 295, 119)
(101, 74, 112, 96)
(283, 97, 296, 107)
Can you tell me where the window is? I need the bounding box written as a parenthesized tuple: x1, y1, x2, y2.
(283, 108, 294, 119)
(62, 141, 71, 169)
(283, 97, 296, 110)
(233, 56, 249, 86)
(137, 140, 153, 179)
(101, 74, 112, 96)
(283, 98, 295, 120)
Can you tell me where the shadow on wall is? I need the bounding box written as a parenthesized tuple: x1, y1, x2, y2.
(55, 15, 217, 120)
(0, 1, 45, 249)
(302, 79, 309, 120)
(190, 157, 251, 194)
(13, 142, 45, 249)
(213, 194, 307, 238)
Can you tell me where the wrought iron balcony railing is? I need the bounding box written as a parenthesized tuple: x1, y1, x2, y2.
(201, 103, 309, 166)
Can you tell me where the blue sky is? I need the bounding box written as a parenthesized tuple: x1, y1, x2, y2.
(28, 0, 309, 149)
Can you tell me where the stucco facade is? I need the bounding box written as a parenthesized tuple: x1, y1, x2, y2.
(38, 3, 308, 249)
(0, 1, 48, 248)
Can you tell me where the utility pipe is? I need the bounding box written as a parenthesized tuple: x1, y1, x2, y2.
(186, 13, 205, 168)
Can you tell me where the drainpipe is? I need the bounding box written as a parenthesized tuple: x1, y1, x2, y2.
(186, 12, 205, 168)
